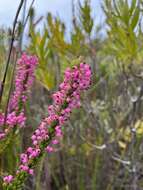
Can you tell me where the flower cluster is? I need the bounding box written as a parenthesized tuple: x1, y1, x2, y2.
(3, 63, 91, 189)
(0, 53, 38, 140)
(0, 112, 26, 140)
(3, 175, 13, 184)
(9, 53, 38, 112)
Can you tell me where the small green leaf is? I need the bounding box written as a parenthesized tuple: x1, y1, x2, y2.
(130, 7, 140, 30)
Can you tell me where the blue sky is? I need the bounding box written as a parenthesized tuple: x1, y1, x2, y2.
(0, 0, 104, 30)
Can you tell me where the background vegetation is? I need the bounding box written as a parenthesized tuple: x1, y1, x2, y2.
(1, 0, 143, 189)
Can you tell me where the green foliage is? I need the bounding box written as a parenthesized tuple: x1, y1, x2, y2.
(103, 0, 141, 63)
(0, 29, 7, 81)
(29, 26, 55, 90)
(79, 0, 94, 35)
(28, 1, 95, 90)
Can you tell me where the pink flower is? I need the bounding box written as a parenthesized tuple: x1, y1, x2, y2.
(20, 154, 28, 164)
(28, 169, 34, 175)
(46, 146, 54, 153)
(0, 133, 5, 140)
(0, 53, 38, 142)
(4, 62, 91, 185)
(19, 165, 29, 172)
(52, 139, 59, 145)
(3, 175, 13, 184)
(9, 53, 38, 112)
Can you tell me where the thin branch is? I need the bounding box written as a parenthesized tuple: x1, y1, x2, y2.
(112, 155, 131, 165)
(19, 0, 27, 51)
(80, 134, 107, 150)
(0, 0, 25, 106)
(23, 0, 35, 29)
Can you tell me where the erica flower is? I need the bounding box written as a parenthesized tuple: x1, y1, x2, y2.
(9, 53, 38, 112)
(3, 175, 13, 184)
(3, 62, 91, 189)
(0, 53, 38, 141)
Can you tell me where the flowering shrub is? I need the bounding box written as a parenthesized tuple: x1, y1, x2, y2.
(1, 54, 91, 189)
(0, 53, 38, 143)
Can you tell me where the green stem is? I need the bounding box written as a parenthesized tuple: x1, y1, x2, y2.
(35, 154, 46, 190)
